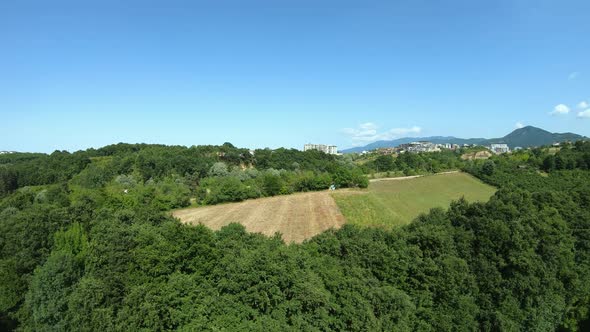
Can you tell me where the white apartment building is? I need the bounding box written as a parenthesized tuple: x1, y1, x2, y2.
(490, 143, 510, 154)
(304, 144, 338, 155)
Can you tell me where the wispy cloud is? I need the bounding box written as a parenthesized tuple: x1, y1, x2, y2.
(515, 122, 524, 129)
(342, 122, 422, 146)
(550, 104, 570, 115)
(568, 72, 580, 80)
(577, 100, 590, 118)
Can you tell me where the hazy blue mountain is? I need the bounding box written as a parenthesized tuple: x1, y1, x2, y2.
(341, 126, 585, 153)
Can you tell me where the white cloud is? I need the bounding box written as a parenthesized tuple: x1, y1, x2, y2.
(389, 126, 422, 136)
(577, 101, 589, 109)
(341, 122, 377, 139)
(342, 123, 422, 146)
(550, 104, 570, 115)
(515, 122, 524, 129)
(578, 110, 590, 118)
(568, 72, 580, 80)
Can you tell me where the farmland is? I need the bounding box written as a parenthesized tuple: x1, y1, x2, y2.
(333, 172, 496, 228)
(173, 191, 346, 243)
(174, 172, 496, 242)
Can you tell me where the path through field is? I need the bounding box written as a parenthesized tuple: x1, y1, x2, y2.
(173, 191, 346, 243)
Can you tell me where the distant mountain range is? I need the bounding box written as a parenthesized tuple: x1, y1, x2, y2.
(341, 126, 586, 153)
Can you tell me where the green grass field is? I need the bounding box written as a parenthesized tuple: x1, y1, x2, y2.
(332, 172, 496, 228)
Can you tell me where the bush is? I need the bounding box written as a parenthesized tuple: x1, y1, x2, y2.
(262, 173, 282, 196)
(482, 160, 495, 176)
(334, 167, 368, 188)
(199, 176, 261, 205)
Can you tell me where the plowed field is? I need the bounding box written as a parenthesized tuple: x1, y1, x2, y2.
(173, 191, 345, 243)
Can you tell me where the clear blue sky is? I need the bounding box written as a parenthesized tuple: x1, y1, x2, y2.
(1, 0, 589, 153)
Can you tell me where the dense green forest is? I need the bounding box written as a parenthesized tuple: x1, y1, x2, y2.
(0, 143, 367, 207)
(360, 150, 464, 176)
(1, 142, 590, 330)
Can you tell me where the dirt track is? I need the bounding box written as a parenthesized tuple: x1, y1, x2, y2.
(172, 191, 346, 243)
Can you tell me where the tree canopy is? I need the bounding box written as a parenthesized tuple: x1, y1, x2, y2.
(1, 141, 590, 331)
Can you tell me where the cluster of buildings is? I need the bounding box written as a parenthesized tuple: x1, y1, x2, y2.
(0, 151, 16, 155)
(489, 144, 510, 154)
(304, 144, 339, 155)
(304, 141, 518, 156)
(370, 142, 465, 155)
(365, 142, 514, 155)
(398, 141, 443, 153)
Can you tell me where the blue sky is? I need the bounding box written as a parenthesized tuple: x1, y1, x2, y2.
(1, 0, 589, 153)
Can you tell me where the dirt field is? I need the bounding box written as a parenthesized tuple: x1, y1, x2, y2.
(174, 172, 495, 243)
(461, 151, 492, 160)
(172, 191, 346, 243)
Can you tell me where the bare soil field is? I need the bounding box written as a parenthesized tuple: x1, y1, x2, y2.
(172, 191, 346, 243)
(461, 151, 492, 160)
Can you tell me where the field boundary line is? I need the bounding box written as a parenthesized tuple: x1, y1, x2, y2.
(369, 170, 459, 183)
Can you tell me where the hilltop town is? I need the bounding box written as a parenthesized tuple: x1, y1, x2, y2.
(305, 141, 512, 156)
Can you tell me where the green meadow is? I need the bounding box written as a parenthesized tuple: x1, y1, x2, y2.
(333, 172, 496, 228)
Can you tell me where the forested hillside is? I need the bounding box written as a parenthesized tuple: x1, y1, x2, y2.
(0, 143, 367, 207)
(1, 142, 590, 330)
